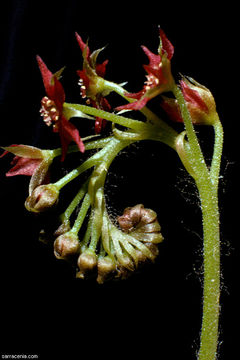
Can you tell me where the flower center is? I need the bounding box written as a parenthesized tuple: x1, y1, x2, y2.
(145, 74, 160, 91)
(40, 96, 60, 129)
(78, 78, 87, 99)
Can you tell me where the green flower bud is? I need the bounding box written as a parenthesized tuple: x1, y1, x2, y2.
(25, 184, 59, 213)
(54, 232, 80, 260)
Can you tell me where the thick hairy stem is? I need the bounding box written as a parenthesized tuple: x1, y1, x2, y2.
(197, 179, 220, 360)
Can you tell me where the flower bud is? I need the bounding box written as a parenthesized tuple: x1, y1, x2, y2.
(118, 204, 163, 244)
(54, 232, 80, 260)
(76, 250, 98, 279)
(180, 77, 218, 125)
(25, 184, 59, 213)
(96, 256, 117, 284)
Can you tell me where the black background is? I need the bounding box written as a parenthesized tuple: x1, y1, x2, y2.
(0, 1, 239, 359)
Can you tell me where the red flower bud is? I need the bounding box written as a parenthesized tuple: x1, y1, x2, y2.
(161, 77, 218, 125)
(180, 77, 218, 125)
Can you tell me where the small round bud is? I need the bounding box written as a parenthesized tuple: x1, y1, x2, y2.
(97, 257, 117, 284)
(76, 250, 98, 279)
(118, 204, 144, 232)
(54, 232, 80, 260)
(25, 184, 59, 213)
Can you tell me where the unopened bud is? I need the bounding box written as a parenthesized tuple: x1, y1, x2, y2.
(76, 250, 98, 279)
(97, 257, 117, 284)
(180, 76, 218, 125)
(54, 232, 80, 260)
(118, 204, 163, 244)
(25, 184, 59, 213)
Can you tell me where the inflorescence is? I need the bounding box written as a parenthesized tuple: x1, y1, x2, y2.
(1, 28, 220, 286)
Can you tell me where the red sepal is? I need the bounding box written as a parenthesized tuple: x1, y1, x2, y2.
(6, 157, 42, 177)
(180, 80, 209, 113)
(159, 29, 174, 60)
(58, 116, 85, 161)
(36, 55, 65, 109)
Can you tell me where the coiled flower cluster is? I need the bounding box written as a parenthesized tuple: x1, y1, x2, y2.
(52, 203, 163, 284)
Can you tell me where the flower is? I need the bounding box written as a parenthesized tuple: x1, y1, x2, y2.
(1, 144, 52, 194)
(75, 32, 111, 134)
(37, 55, 85, 161)
(116, 28, 174, 111)
(161, 76, 218, 125)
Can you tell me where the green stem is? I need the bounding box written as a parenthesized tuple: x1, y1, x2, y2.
(172, 84, 209, 177)
(64, 102, 151, 132)
(60, 179, 89, 222)
(172, 83, 222, 360)
(65, 101, 178, 150)
(50, 136, 113, 158)
(197, 178, 220, 360)
(104, 79, 178, 136)
(71, 193, 91, 234)
(80, 210, 93, 252)
(88, 137, 134, 252)
(54, 141, 115, 190)
(210, 119, 224, 191)
(197, 120, 223, 360)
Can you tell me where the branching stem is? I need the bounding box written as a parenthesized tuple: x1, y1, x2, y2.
(173, 83, 223, 360)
